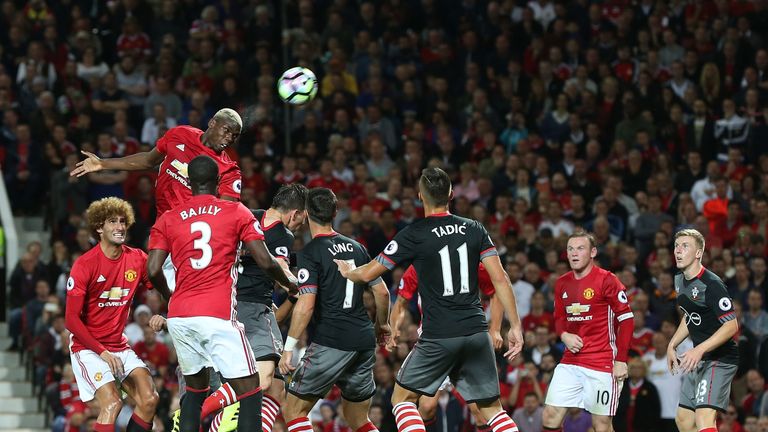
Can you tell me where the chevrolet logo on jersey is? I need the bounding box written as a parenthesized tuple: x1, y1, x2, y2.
(170, 159, 189, 178)
(98, 287, 130, 307)
(566, 303, 592, 321)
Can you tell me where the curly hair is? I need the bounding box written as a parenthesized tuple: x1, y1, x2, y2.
(86, 197, 135, 239)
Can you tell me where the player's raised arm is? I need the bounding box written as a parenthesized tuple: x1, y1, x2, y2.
(245, 239, 298, 293)
(71, 147, 165, 177)
(335, 258, 388, 283)
(481, 253, 523, 360)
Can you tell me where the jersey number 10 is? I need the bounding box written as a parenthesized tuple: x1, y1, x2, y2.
(439, 243, 469, 296)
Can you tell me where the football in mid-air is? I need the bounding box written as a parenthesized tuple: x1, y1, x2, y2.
(277, 67, 318, 105)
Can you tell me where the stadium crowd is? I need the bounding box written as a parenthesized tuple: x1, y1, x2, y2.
(5, 0, 768, 431)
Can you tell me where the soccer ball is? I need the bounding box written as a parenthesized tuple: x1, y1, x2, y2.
(277, 67, 318, 105)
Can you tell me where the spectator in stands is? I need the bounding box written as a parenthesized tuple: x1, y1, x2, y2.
(614, 357, 661, 432)
(512, 392, 544, 432)
(744, 289, 768, 340)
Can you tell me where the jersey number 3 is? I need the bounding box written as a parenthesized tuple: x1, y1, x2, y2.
(439, 243, 469, 296)
(190, 221, 212, 269)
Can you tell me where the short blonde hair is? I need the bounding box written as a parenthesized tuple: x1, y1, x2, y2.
(674, 228, 705, 251)
(213, 108, 243, 129)
(86, 197, 135, 239)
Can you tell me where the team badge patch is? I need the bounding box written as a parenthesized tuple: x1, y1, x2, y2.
(94, 372, 103, 382)
(718, 297, 732, 311)
(583, 287, 595, 300)
(124, 270, 137, 282)
(298, 268, 309, 284)
(384, 240, 398, 255)
(67, 277, 75, 291)
(254, 220, 264, 235)
(618, 291, 628, 303)
(691, 287, 699, 299)
(233, 179, 242, 194)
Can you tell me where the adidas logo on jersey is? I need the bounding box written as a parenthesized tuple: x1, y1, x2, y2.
(562, 292, 568, 299)
(97, 275, 106, 282)
(176, 144, 185, 151)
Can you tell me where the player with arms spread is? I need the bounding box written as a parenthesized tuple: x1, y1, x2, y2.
(668, 228, 738, 432)
(200, 183, 309, 431)
(146, 155, 298, 432)
(335, 167, 524, 432)
(389, 264, 504, 432)
(542, 231, 634, 432)
(65, 198, 158, 432)
(71, 108, 244, 291)
(277, 187, 391, 432)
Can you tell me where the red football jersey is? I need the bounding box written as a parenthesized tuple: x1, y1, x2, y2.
(66, 245, 150, 353)
(155, 126, 241, 214)
(149, 194, 264, 320)
(398, 263, 496, 333)
(554, 266, 633, 372)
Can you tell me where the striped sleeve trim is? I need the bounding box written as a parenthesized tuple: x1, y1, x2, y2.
(480, 247, 498, 260)
(368, 276, 384, 287)
(718, 312, 736, 323)
(298, 285, 317, 295)
(375, 254, 396, 270)
(617, 312, 634, 322)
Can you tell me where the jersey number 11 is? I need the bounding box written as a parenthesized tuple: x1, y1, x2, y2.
(439, 243, 469, 296)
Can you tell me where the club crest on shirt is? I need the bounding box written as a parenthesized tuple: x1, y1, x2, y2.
(384, 240, 398, 255)
(583, 287, 595, 300)
(125, 270, 137, 282)
(94, 372, 102, 382)
(691, 287, 699, 299)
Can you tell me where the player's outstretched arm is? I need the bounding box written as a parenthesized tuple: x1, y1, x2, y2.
(334, 259, 388, 283)
(245, 240, 298, 292)
(370, 280, 391, 348)
(147, 249, 172, 301)
(278, 292, 316, 375)
(481, 254, 523, 360)
(388, 295, 409, 351)
(70, 148, 165, 177)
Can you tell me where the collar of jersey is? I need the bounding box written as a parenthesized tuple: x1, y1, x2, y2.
(313, 231, 338, 238)
(427, 211, 451, 218)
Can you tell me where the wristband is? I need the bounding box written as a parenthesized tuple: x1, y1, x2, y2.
(284, 336, 298, 352)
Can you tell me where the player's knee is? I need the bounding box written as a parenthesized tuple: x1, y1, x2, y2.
(100, 394, 123, 416)
(675, 410, 695, 432)
(418, 397, 438, 419)
(541, 405, 563, 427)
(260, 373, 273, 391)
(139, 389, 160, 412)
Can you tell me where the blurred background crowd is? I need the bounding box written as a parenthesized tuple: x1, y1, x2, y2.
(4, 0, 768, 431)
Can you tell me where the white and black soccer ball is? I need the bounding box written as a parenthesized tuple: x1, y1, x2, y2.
(277, 67, 318, 105)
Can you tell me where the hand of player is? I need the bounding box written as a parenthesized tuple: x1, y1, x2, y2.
(278, 350, 295, 375)
(561, 332, 584, 353)
(679, 347, 704, 373)
(100, 351, 124, 378)
(149, 315, 167, 332)
(504, 327, 523, 361)
(334, 259, 353, 278)
(387, 326, 400, 352)
(376, 323, 392, 350)
(613, 361, 628, 381)
(71, 151, 104, 177)
(490, 330, 504, 350)
(666, 346, 680, 374)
